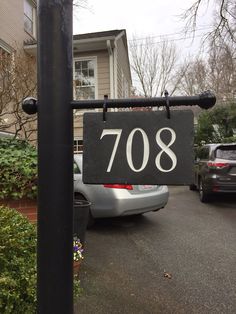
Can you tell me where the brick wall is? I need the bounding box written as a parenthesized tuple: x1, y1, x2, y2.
(0, 199, 37, 223)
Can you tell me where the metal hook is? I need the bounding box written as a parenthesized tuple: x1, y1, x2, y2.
(103, 95, 108, 122)
(164, 90, 170, 119)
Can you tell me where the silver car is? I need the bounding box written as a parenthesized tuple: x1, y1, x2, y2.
(74, 154, 169, 222)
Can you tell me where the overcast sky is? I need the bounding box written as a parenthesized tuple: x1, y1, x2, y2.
(73, 0, 213, 57)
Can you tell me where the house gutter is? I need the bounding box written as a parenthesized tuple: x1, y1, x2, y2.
(73, 36, 116, 46)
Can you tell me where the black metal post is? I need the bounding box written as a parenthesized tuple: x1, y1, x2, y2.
(37, 1, 73, 313)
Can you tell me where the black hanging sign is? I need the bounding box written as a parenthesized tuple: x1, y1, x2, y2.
(83, 110, 194, 185)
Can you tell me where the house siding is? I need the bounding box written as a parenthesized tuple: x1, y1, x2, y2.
(0, 0, 35, 50)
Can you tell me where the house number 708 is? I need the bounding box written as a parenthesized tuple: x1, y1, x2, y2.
(100, 127, 177, 173)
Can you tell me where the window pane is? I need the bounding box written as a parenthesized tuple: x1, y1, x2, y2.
(76, 86, 95, 100)
(24, 0, 33, 19)
(74, 162, 81, 173)
(81, 61, 88, 69)
(75, 61, 81, 71)
(88, 60, 94, 69)
(74, 140, 83, 153)
(216, 147, 236, 160)
(88, 69, 94, 77)
(82, 69, 88, 77)
(24, 16, 33, 34)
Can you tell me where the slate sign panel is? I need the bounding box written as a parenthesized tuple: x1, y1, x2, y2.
(83, 110, 194, 185)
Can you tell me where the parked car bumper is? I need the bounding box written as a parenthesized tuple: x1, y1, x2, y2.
(203, 176, 236, 194)
(90, 185, 169, 218)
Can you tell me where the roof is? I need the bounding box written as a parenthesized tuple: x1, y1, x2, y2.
(24, 29, 126, 46)
(73, 29, 125, 41)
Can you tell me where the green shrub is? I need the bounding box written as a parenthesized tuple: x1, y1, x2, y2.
(0, 206, 82, 313)
(0, 206, 37, 313)
(0, 138, 37, 199)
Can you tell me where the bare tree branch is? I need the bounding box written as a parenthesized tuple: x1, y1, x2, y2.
(177, 40, 236, 103)
(0, 47, 37, 141)
(182, 0, 236, 45)
(129, 37, 180, 97)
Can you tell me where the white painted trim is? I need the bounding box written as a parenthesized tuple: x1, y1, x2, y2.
(73, 36, 116, 45)
(33, 6, 37, 38)
(0, 39, 13, 54)
(115, 30, 125, 41)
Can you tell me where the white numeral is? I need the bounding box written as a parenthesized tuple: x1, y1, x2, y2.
(155, 127, 177, 172)
(101, 127, 177, 173)
(100, 129, 122, 172)
(126, 128, 149, 172)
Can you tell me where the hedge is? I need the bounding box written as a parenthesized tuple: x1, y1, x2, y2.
(0, 138, 37, 200)
(0, 206, 37, 313)
(0, 206, 82, 313)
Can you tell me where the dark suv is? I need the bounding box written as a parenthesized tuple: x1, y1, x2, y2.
(190, 143, 236, 202)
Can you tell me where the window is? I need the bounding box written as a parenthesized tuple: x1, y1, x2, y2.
(74, 58, 97, 100)
(24, 0, 36, 37)
(0, 47, 12, 93)
(74, 139, 83, 153)
(73, 162, 81, 174)
(216, 146, 236, 160)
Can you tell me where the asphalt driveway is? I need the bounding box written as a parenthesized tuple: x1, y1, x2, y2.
(74, 186, 236, 314)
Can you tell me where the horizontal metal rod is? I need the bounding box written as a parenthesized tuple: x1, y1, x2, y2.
(22, 91, 216, 115)
(71, 91, 216, 110)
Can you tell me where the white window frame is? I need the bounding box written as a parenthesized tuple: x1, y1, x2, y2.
(73, 138, 83, 153)
(0, 40, 13, 55)
(24, 0, 37, 38)
(73, 56, 98, 101)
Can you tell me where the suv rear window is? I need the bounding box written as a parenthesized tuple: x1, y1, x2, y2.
(215, 146, 236, 160)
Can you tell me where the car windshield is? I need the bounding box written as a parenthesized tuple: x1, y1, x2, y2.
(215, 146, 236, 160)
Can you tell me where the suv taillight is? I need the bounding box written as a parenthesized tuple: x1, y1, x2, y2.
(103, 184, 133, 190)
(207, 162, 229, 169)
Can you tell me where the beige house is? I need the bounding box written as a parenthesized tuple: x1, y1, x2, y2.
(25, 30, 132, 151)
(0, 1, 132, 150)
(0, 0, 37, 53)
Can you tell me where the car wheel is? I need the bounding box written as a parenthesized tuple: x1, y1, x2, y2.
(74, 193, 95, 228)
(199, 179, 209, 203)
(189, 184, 197, 191)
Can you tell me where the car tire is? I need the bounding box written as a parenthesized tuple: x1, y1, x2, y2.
(74, 193, 95, 228)
(189, 184, 197, 191)
(199, 179, 209, 203)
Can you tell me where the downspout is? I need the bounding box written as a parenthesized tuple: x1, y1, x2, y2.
(107, 40, 114, 99)
(114, 41, 118, 99)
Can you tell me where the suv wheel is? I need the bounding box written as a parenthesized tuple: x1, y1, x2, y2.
(199, 179, 209, 203)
